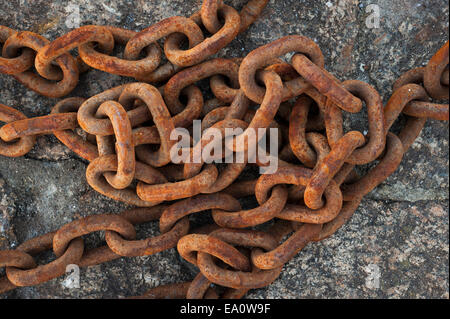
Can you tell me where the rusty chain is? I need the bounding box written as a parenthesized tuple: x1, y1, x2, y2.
(0, 0, 449, 299)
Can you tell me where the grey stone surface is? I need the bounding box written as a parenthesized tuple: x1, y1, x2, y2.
(0, 0, 448, 299)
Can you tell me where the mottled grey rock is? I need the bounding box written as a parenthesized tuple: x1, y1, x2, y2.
(0, 0, 448, 299)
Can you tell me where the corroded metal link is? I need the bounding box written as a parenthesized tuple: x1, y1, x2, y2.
(226, 71, 283, 152)
(225, 90, 252, 120)
(222, 179, 257, 198)
(129, 282, 192, 299)
(341, 132, 404, 201)
(282, 131, 331, 201)
(1, 205, 195, 293)
(182, 119, 248, 192)
(291, 54, 362, 113)
(164, 5, 240, 67)
(79, 26, 161, 79)
(177, 233, 251, 270)
(134, 84, 203, 148)
(0, 103, 36, 157)
(0, 113, 78, 141)
(95, 100, 135, 190)
(402, 100, 449, 121)
(51, 97, 99, 161)
(186, 272, 246, 299)
(35, 25, 113, 80)
(117, 83, 175, 167)
(126, 6, 240, 69)
(137, 164, 219, 202)
(78, 83, 175, 167)
(202, 98, 228, 116)
(0, 249, 36, 292)
(0, 10, 448, 299)
(6, 232, 84, 287)
(181, 229, 282, 289)
(255, 165, 342, 224)
(306, 132, 331, 168)
(53, 214, 136, 257)
(0, 26, 35, 74)
(212, 185, 288, 228)
(237, 0, 269, 33)
(304, 131, 365, 210)
(124, 16, 204, 70)
(0, 276, 16, 294)
(3, 30, 79, 97)
(393, 66, 448, 121)
(186, 273, 220, 299)
(77, 85, 132, 135)
(393, 67, 426, 89)
(239, 35, 324, 104)
(424, 41, 449, 100)
(86, 155, 168, 207)
(324, 80, 386, 165)
(289, 95, 317, 168)
(250, 223, 321, 270)
(311, 199, 362, 242)
(384, 83, 429, 152)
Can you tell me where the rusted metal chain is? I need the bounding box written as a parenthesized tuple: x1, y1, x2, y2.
(1, 0, 263, 96)
(0, 5, 448, 299)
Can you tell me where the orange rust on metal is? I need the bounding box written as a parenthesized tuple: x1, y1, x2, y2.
(129, 282, 192, 299)
(226, 71, 283, 152)
(239, 35, 324, 104)
(341, 133, 404, 201)
(106, 206, 190, 257)
(6, 233, 84, 287)
(304, 131, 364, 210)
(0, 113, 78, 142)
(51, 97, 99, 161)
(212, 185, 287, 228)
(424, 41, 449, 100)
(159, 193, 241, 233)
(324, 80, 386, 165)
(86, 155, 167, 207)
(137, 164, 218, 202)
(0, 26, 35, 74)
(95, 100, 135, 189)
(384, 83, 429, 152)
(164, 58, 239, 114)
(255, 166, 342, 224)
(164, 5, 240, 67)
(291, 54, 362, 113)
(201, 0, 268, 34)
(250, 223, 321, 270)
(3, 30, 79, 97)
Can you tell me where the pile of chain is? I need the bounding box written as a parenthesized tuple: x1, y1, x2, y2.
(0, 0, 449, 299)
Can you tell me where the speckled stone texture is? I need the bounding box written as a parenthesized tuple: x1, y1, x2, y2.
(0, 0, 448, 299)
